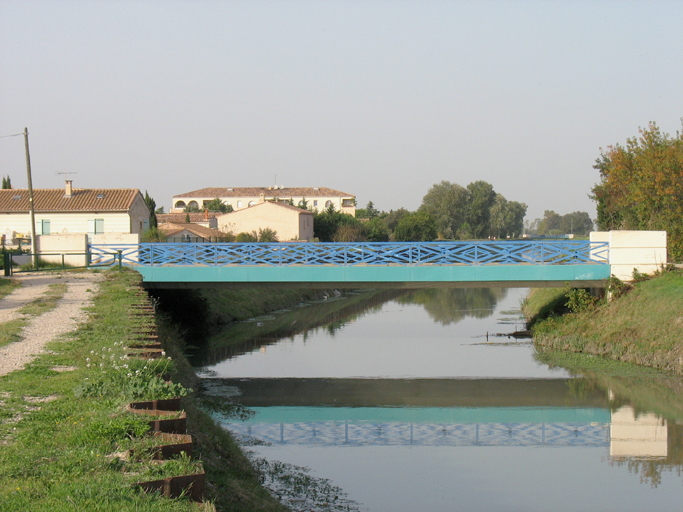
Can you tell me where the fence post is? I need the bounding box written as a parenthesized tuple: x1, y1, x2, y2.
(118, 250, 122, 270)
(61, 254, 65, 269)
(3, 252, 10, 276)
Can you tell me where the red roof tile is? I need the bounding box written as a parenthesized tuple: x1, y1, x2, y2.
(0, 188, 141, 212)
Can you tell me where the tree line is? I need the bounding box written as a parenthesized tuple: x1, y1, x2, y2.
(317, 180, 527, 242)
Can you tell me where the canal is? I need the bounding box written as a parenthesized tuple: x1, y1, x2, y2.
(194, 288, 683, 511)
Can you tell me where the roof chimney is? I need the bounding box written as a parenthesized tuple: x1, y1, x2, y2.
(259, 193, 266, 204)
(64, 180, 73, 198)
(204, 208, 209, 220)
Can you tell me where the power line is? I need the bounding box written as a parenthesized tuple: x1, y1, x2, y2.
(0, 133, 23, 138)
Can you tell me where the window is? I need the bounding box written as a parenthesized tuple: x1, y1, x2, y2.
(313, 200, 318, 207)
(237, 201, 242, 208)
(325, 200, 333, 208)
(342, 198, 354, 207)
(188, 201, 199, 209)
(174, 200, 186, 209)
(36, 219, 50, 235)
(248, 201, 256, 207)
(88, 219, 104, 235)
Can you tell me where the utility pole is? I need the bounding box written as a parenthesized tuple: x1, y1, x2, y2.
(24, 127, 37, 268)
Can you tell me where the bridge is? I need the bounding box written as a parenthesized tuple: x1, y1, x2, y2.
(90, 239, 611, 289)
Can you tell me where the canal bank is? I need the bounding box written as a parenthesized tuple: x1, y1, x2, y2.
(524, 269, 683, 375)
(0, 269, 293, 512)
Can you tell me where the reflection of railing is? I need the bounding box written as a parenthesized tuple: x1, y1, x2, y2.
(90, 241, 610, 268)
(226, 421, 610, 447)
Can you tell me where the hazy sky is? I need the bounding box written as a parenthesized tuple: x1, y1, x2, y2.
(1, 1, 681, 221)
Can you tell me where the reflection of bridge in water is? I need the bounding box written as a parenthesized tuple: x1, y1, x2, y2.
(212, 377, 614, 447)
(227, 406, 611, 447)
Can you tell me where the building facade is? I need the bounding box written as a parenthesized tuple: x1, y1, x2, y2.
(217, 201, 315, 241)
(0, 181, 150, 243)
(171, 186, 356, 216)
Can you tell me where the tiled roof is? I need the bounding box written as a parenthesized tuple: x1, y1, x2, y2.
(156, 213, 218, 223)
(158, 222, 224, 238)
(173, 186, 354, 198)
(217, 201, 313, 216)
(0, 188, 140, 212)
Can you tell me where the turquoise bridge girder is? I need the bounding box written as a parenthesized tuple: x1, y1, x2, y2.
(90, 240, 611, 289)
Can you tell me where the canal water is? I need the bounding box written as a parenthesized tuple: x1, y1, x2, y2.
(195, 288, 683, 512)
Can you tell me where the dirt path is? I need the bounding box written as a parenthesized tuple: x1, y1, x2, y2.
(0, 272, 103, 377)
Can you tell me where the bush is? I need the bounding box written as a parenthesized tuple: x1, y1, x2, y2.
(564, 288, 596, 313)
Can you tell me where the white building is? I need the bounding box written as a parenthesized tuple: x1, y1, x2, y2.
(171, 186, 356, 216)
(0, 181, 150, 243)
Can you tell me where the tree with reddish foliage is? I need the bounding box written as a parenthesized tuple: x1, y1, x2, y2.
(592, 122, 683, 261)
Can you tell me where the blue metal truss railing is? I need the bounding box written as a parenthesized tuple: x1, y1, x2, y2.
(89, 240, 609, 268)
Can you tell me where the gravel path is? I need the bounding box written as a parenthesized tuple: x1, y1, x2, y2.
(0, 272, 103, 377)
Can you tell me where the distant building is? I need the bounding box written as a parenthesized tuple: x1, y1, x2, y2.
(171, 186, 356, 216)
(0, 181, 149, 243)
(217, 200, 314, 241)
(157, 222, 228, 243)
(156, 211, 218, 229)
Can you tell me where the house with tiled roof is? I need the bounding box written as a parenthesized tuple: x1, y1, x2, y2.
(157, 222, 228, 243)
(0, 181, 150, 243)
(217, 200, 314, 241)
(171, 186, 355, 216)
(156, 211, 219, 229)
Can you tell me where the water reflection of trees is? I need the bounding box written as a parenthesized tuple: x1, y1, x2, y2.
(397, 288, 508, 325)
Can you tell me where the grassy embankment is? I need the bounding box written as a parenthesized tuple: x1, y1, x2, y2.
(523, 270, 683, 375)
(0, 269, 287, 512)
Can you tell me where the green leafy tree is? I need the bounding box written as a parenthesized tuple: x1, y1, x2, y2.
(489, 194, 527, 238)
(393, 211, 437, 241)
(420, 181, 469, 239)
(203, 197, 232, 213)
(143, 191, 157, 229)
(184, 204, 201, 213)
(365, 217, 390, 242)
(257, 227, 278, 242)
(235, 231, 258, 242)
(592, 121, 683, 260)
(464, 181, 496, 239)
(313, 204, 359, 242)
(154, 206, 165, 214)
(333, 224, 367, 242)
(141, 227, 165, 243)
(1, 175, 11, 189)
(383, 208, 411, 234)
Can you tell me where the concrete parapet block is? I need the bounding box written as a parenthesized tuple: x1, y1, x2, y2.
(36, 234, 89, 267)
(604, 230, 667, 281)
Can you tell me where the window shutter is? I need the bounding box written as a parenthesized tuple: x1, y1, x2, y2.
(88, 219, 95, 235)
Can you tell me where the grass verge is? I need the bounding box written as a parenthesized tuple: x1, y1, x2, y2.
(0, 269, 285, 511)
(530, 269, 683, 374)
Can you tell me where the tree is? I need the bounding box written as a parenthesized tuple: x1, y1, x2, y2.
(184, 204, 200, 213)
(464, 181, 496, 239)
(313, 204, 359, 242)
(203, 197, 232, 213)
(155, 206, 165, 214)
(559, 211, 593, 236)
(420, 181, 469, 239)
(393, 211, 437, 241)
(141, 227, 165, 243)
(1, 175, 11, 189)
(365, 217, 390, 242)
(258, 227, 278, 242)
(489, 194, 527, 238)
(592, 121, 683, 259)
(143, 191, 157, 229)
(356, 200, 379, 220)
(537, 210, 562, 235)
